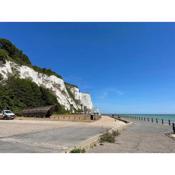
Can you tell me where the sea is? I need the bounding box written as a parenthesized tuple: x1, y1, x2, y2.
(107, 114, 175, 123)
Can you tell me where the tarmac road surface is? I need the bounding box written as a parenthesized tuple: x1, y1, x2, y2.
(0, 120, 107, 153)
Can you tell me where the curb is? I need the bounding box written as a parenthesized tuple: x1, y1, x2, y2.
(65, 121, 132, 153)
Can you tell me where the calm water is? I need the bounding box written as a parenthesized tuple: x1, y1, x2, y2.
(111, 114, 175, 122)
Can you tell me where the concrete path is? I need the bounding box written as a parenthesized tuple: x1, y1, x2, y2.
(89, 119, 175, 153)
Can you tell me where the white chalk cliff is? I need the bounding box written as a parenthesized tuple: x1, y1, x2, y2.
(0, 60, 93, 111)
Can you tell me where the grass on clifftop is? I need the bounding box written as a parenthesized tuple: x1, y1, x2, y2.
(0, 38, 63, 79)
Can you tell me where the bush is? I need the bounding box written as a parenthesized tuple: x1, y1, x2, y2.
(0, 76, 59, 113)
(69, 148, 86, 153)
(0, 49, 8, 58)
(99, 132, 115, 143)
(0, 38, 31, 65)
(0, 49, 8, 64)
(112, 130, 120, 137)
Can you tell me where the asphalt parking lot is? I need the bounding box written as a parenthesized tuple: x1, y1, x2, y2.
(0, 119, 107, 153)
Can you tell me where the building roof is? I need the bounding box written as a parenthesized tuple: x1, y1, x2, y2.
(22, 105, 57, 117)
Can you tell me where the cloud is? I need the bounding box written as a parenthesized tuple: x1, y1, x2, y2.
(98, 88, 125, 100)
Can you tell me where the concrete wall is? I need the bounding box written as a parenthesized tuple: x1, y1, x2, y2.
(51, 114, 101, 121)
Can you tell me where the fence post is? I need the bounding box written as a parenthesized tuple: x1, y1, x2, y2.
(168, 120, 171, 126)
(172, 123, 175, 134)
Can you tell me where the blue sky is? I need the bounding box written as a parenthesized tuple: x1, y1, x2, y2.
(1, 22, 175, 114)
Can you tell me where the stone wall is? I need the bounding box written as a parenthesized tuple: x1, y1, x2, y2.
(51, 114, 101, 121)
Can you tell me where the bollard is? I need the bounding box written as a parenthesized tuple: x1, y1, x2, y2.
(156, 118, 158, 124)
(172, 123, 175, 134)
(162, 119, 164, 125)
(168, 120, 171, 126)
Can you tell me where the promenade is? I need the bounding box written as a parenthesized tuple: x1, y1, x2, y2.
(89, 118, 175, 153)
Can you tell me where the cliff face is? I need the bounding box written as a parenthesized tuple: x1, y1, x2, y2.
(69, 86, 93, 110)
(0, 60, 93, 111)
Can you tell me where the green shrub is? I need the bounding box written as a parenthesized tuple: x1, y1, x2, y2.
(0, 49, 8, 64)
(0, 49, 8, 58)
(0, 76, 60, 113)
(0, 38, 31, 65)
(99, 132, 115, 143)
(69, 148, 86, 153)
(112, 130, 120, 137)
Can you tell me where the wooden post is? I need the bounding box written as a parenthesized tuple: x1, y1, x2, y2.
(162, 119, 164, 125)
(168, 120, 171, 126)
(151, 118, 153, 123)
(156, 118, 158, 124)
(172, 123, 175, 134)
